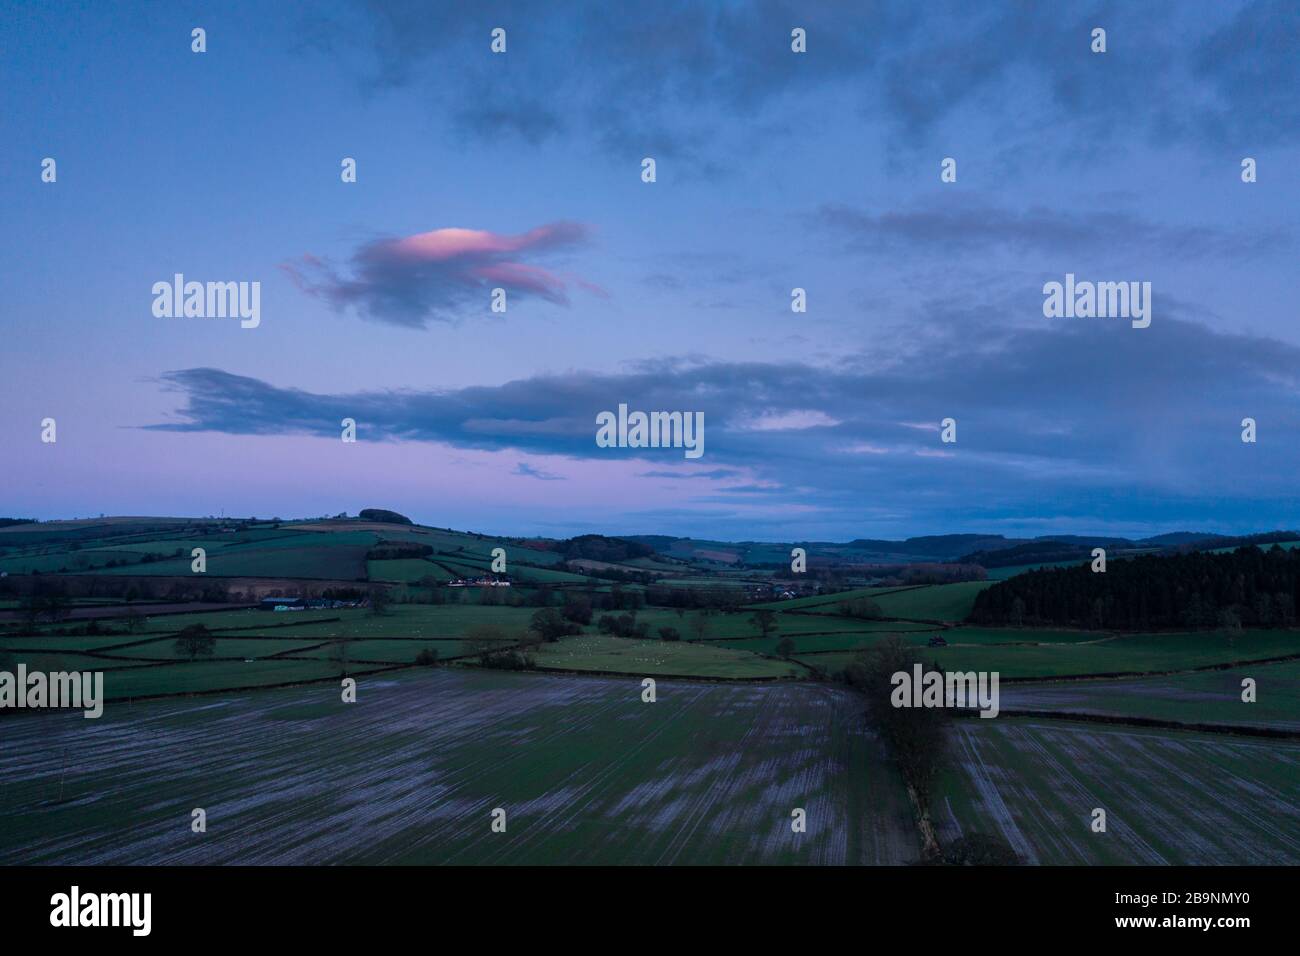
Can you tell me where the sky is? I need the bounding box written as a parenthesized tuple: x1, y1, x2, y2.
(2, 0, 1299, 541)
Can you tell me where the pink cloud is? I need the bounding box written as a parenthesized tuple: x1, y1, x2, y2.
(282, 222, 599, 328)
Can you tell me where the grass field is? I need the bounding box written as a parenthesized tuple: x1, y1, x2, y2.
(936, 719, 1300, 864)
(93, 636, 330, 661)
(534, 634, 802, 679)
(755, 582, 991, 622)
(86, 659, 393, 700)
(367, 558, 446, 583)
(296, 638, 477, 663)
(996, 658, 1300, 730)
(925, 628, 1299, 678)
(798, 626, 1300, 679)
(0, 669, 917, 865)
(90, 543, 371, 579)
(633, 607, 933, 642)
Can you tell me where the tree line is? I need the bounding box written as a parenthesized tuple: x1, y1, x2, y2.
(970, 544, 1300, 630)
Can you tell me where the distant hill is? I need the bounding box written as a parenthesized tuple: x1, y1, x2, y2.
(959, 540, 1097, 568)
(848, 535, 1010, 561)
(625, 530, 1300, 571)
(548, 534, 655, 562)
(358, 509, 413, 525)
(1139, 532, 1226, 546)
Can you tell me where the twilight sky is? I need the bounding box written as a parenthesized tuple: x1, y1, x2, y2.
(2, 0, 1299, 540)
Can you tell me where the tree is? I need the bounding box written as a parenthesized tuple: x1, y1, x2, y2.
(689, 611, 710, 642)
(332, 638, 354, 676)
(464, 624, 534, 671)
(19, 595, 41, 630)
(750, 609, 778, 640)
(839, 597, 883, 620)
(415, 647, 440, 666)
(941, 833, 1022, 866)
(658, 627, 681, 642)
(596, 613, 642, 638)
(1218, 606, 1243, 648)
(843, 636, 950, 858)
(561, 596, 593, 625)
(174, 624, 216, 660)
(369, 586, 391, 616)
(774, 636, 796, 659)
(530, 607, 576, 642)
(464, 624, 510, 663)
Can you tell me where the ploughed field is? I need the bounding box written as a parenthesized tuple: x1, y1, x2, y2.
(0, 669, 917, 865)
(937, 718, 1300, 864)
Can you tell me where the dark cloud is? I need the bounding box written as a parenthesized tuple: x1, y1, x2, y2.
(639, 469, 742, 480)
(1191, 0, 1300, 145)
(146, 311, 1300, 532)
(514, 462, 564, 481)
(814, 201, 1289, 260)
(303, 1, 1300, 170)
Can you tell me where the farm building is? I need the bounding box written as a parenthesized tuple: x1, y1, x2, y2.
(259, 596, 304, 611)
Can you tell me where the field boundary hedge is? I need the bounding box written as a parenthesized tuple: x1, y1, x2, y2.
(963, 708, 1300, 740)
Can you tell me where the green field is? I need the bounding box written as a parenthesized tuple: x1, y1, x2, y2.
(535, 634, 802, 679)
(997, 658, 1300, 729)
(95, 636, 329, 661)
(755, 582, 991, 622)
(88, 659, 393, 700)
(296, 638, 478, 663)
(0, 633, 162, 652)
(799, 626, 1299, 679)
(927, 628, 1299, 678)
(91, 543, 371, 579)
(633, 607, 933, 642)
(367, 558, 447, 583)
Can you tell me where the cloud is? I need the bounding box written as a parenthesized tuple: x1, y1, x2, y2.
(145, 309, 1300, 533)
(281, 222, 598, 327)
(639, 469, 741, 480)
(514, 461, 564, 481)
(736, 410, 842, 432)
(302, 1, 1300, 171)
(814, 201, 1289, 260)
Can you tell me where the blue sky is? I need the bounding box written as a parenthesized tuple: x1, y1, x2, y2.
(2, 0, 1299, 540)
